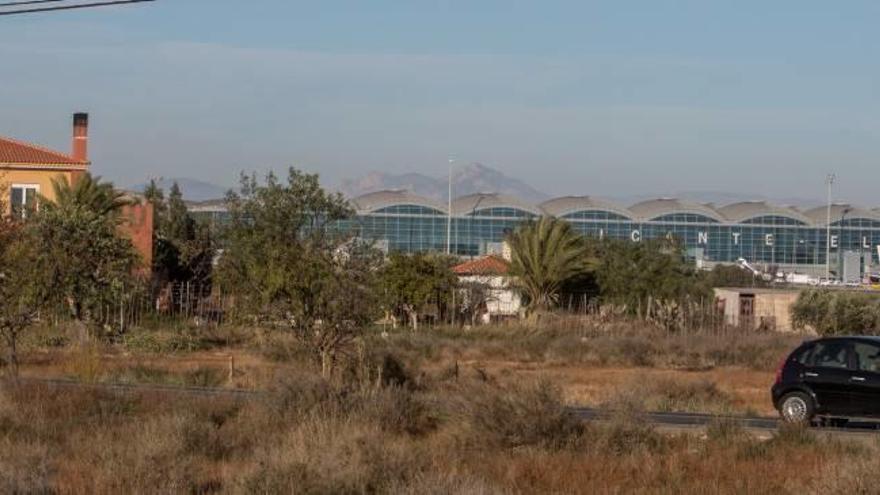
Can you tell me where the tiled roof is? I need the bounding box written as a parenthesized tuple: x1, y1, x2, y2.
(453, 255, 510, 276)
(0, 136, 87, 167)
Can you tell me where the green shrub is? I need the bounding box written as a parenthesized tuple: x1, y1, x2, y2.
(792, 289, 880, 336)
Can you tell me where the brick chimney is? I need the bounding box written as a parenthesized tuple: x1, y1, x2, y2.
(72, 112, 88, 162)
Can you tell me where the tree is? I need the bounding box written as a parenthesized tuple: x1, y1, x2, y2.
(145, 181, 214, 285)
(379, 252, 456, 329)
(30, 202, 139, 340)
(143, 178, 166, 225)
(165, 182, 195, 244)
(215, 168, 380, 376)
(792, 289, 880, 336)
(42, 173, 134, 219)
(594, 238, 709, 317)
(702, 264, 770, 289)
(0, 193, 49, 376)
(506, 216, 592, 317)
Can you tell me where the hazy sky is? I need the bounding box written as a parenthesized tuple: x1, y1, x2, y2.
(2, 1, 880, 204)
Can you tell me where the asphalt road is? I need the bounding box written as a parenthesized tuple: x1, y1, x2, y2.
(571, 406, 880, 438)
(7, 377, 880, 437)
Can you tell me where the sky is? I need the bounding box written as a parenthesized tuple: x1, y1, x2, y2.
(2, 1, 880, 204)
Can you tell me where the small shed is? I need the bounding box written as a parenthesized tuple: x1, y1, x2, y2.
(714, 287, 802, 332)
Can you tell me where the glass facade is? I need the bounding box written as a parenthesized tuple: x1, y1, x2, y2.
(346, 203, 880, 269)
(189, 195, 880, 270)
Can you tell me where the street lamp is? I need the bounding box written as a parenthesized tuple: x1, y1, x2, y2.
(837, 207, 852, 282)
(825, 173, 836, 280)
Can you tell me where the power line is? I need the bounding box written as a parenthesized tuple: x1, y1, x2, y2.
(0, 0, 153, 16)
(0, 0, 66, 8)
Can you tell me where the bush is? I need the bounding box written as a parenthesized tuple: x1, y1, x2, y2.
(590, 413, 668, 455)
(457, 380, 584, 450)
(234, 414, 428, 494)
(792, 289, 880, 336)
(705, 417, 747, 445)
(268, 374, 436, 436)
(603, 377, 734, 414)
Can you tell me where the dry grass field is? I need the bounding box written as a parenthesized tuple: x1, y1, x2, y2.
(4, 318, 863, 494)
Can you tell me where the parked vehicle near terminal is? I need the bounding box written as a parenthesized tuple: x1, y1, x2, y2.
(772, 336, 880, 425)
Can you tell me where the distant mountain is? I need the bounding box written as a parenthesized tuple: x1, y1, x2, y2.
(338, 163, 549, 203)
(128, 177, 230, 202)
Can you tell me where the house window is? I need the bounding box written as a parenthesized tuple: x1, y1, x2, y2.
(10, 184, 39, 219)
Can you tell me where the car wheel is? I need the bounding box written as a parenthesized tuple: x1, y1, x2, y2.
(779, 392, 814, 425)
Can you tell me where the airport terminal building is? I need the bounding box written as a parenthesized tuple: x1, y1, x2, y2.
(343, 191, 880, 276)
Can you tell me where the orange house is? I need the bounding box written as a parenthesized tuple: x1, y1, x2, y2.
(0, 113, 153, 270)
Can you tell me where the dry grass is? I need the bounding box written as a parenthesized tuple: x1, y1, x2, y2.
(370, 319, 803, 372)
(0, 366, 874, 494)
(2, 318, 851, 493)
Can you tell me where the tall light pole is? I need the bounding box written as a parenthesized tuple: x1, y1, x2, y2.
(838, 207, 851, 282)
(825, 173, 836, 280)
(446, 156, 454, 255)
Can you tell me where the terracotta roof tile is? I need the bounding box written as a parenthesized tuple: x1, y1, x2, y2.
(452, 255, 511, 276)
(0, 135, 87, 167)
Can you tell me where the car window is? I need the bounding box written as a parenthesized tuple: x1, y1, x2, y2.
(808, 341, 849, 369)
(793, 344, 814, 364)
(853, 342, 880, 373)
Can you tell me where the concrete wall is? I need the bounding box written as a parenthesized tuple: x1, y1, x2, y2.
(0, 169, 73, 208)
(459, 274, 521, 321)
(714, 288, 742, 327)
(754, 291, 800, 332)
(714, 288, 803, 333)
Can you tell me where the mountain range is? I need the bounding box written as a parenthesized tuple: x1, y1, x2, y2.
(336, 163, 550, 203)
(132, 165, 826, 209)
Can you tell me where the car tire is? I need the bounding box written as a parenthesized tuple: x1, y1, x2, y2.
(779, 392, 814, 425)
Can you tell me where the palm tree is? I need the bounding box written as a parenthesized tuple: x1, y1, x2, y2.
(42, 173, 135, 218)
(507, 216, 591, 317)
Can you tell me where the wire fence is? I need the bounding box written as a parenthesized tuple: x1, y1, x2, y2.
(41, 282, 773, 338)
(44, 282, 235, 332)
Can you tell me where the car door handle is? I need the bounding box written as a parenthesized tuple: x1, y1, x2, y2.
(805, 372, 819, 377)
(851, 376, 866, 382)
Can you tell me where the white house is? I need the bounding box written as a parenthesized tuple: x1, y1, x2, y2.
(452, 255, 522, 324)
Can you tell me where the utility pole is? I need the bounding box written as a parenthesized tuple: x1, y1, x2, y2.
(446, 156, 454, 255)
(825, 173, 836, 280)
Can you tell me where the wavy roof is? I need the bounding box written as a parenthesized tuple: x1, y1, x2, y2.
(452, 193, 542, 216)
(717, 201, 810, 224)
(345, 190, 880, 227)
(351, 190, 447, 214)
(628, 198, 724, 222)
(539, 196, 633, 219)
(801, 204, 880, 225)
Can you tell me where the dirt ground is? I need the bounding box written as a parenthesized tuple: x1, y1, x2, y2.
(16, 346, 777, 416)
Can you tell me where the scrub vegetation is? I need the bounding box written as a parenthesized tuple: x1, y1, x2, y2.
(0, 333, 872, 494)
(1, 168, 856, 493)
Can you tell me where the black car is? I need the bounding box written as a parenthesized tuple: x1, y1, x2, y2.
(772, 336, 880, 424)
